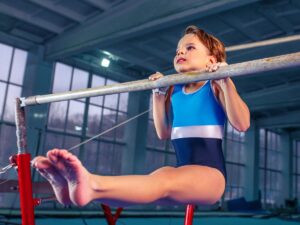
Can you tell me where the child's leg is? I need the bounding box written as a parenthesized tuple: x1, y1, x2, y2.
(36, 149, 225, 207)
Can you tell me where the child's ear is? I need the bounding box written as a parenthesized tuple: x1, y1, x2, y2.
(209, 56, 217, 64)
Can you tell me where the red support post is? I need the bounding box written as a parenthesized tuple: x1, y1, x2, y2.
(184, 204, 195, 225)
(14, 98, 35, 225)
(101, 204, 123, 225)
(16, 153, 35, 225)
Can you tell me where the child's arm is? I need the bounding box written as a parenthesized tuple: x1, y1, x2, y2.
(149, 72, 172, 139)
(213, 77, 250, 132)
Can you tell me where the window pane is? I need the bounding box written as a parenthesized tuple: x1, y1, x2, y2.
(52, 63, 72, 93)
(0, 43, 13, 81)
(96, 142, 114, 174)
(260, 149, 265, 167)
(0, 82, 6, 118)
(3, 85, 21, 122)
(104, 79, 118, 109)
(145, 151, 165, 173)
(43, 132, 64, 155)
(0, 125, 17, 166)
(147, 120, 165, 149)
(260, 129, 265, 146)
(119, 93, 128, 112)
(112, 144, 123, 175)
(226, 140, 234, 162)
(82, 141, 98, 172)
(104, 94, 119, 109)
(66, 100, 85, 134)
(166, 153, 177, 167)
(90, 75, 105, 105)
(10, 49, 27, 85)
(48, 101, 68, 130)
(101, 108, 117, 140)
(116, 111, 127, 141)
(71, 68, 89, 90)
(87, 105, 102, 136)
(64, 136, 81, 155)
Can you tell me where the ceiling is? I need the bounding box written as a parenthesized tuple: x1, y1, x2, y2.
(0, 0, 300, 138)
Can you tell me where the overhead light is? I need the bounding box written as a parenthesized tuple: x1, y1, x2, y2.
(101, 58, 110, 67)
(75, 126, 82, 131)
(33, 113, 45, 118)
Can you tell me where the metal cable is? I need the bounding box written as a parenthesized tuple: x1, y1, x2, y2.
(68, 108, 151, 152)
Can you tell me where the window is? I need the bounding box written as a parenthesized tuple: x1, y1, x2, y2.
(0, 43, 28, 187)
(0, 43, 27, 122)
(259, 129, 283, 208)
(44, 63, 129, 178)
(292, 141, 300, 200)
(224, 123, 246, 200)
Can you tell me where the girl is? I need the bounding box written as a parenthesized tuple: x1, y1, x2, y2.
(32, 25, 250, 207)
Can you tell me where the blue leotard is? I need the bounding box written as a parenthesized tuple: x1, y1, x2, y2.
(171, 81, 227, 181)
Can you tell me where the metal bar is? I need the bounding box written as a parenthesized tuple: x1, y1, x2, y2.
(226, 33, 300, 52)
(21, 52, 300, 107)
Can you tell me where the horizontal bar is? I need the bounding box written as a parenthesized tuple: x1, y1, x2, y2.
(21, 52, 300, 107)
(226, 34, 300, 52)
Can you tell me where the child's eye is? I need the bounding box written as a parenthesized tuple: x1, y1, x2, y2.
(187, 46, 195, 51)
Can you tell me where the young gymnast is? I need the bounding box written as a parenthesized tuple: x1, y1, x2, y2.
(32, 25, 250, 207)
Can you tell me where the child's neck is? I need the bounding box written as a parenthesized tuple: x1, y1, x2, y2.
(184, 81, 206, 93)
(185, 81, 205, 88)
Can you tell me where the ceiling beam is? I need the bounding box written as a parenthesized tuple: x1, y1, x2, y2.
(102, 48, 161, 72)
(257, 110, 300, 128)
(219, 13, 261, 41)
(291, 0, 300, 10)
(11, 28, 44, 43)
(83, 0, 112, 11)
(258, 7, 294, 34)
(242, 81, 300, 100)
(29, 0, 85, 23)
(249, 98, 300, 112)
(136, 44, 170, 63)
(44, 0, 260, 60)
(62, 56, 139, 82)
(0, 31, 36, 50)
(0, 2, 63, 33)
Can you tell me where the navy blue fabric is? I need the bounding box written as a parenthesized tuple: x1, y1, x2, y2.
(171, 135, 227, 181)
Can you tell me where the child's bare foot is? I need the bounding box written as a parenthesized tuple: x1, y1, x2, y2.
(32, 156, 71, 205)
(47, 149, 94, 206)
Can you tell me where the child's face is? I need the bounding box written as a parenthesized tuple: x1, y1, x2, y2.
(174, 33, 215, 73)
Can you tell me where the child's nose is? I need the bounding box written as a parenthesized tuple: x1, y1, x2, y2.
(177, 49, 185, 56)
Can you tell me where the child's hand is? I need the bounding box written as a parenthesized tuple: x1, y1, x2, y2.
(205, 62, 228, 72)
(148, 72, 164, 81)
(207, 62, 229, 89)
(148, 72, 168, 96)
